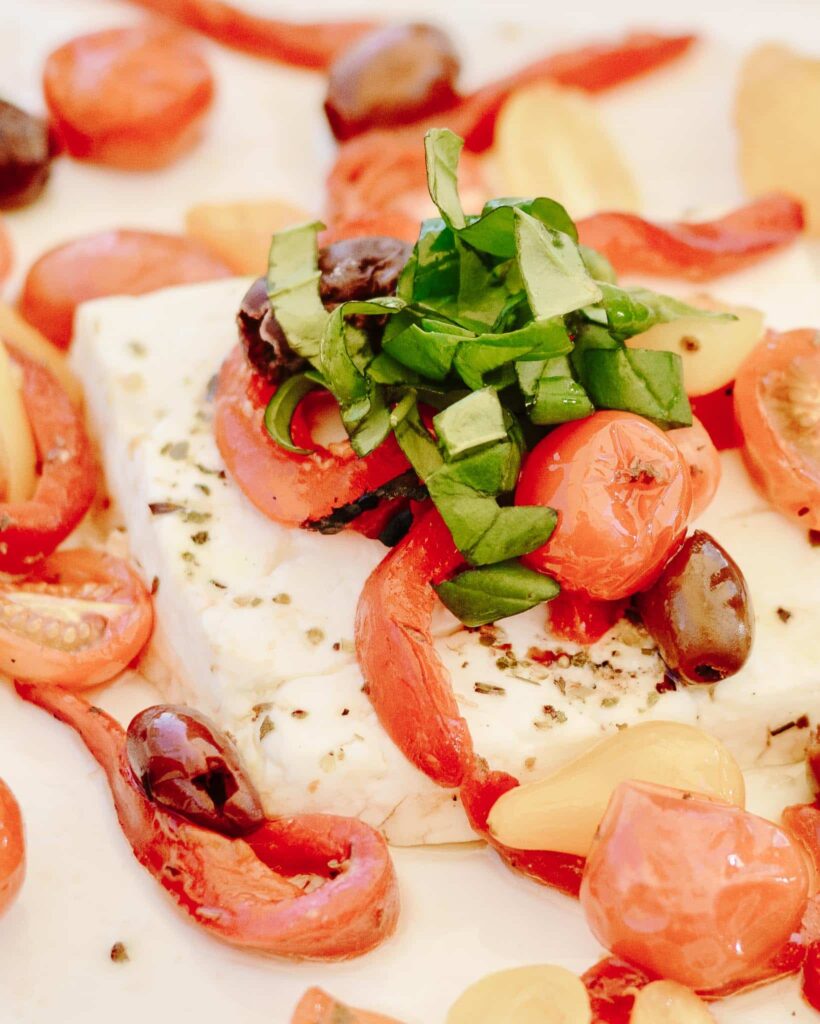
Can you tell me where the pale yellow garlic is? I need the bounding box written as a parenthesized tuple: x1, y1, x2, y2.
(446, 965, 591, 1024)
(630, 981, 717, 1023)
(185, 199, 311, 275)
(627, 294, 764, 397)
(0, 303, 81, 404)
(487, 721, 744, 856)
(0, 339, 36, 502)
(493, 82, 640, 219)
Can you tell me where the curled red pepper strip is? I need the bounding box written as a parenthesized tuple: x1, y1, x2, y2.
(0, 346, 96, 574)
(214, 344, 410, 528)
(577, 194, 804, 282)
(355, 506, 585, 893)
(15, 681, 399, 960)
(126, 0, 376, 70)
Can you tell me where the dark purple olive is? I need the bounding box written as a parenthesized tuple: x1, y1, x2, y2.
(325, 23, 460, 141)
(237, 235, 411, 382)
(126, 705, 264, 836)
(635, 530, 753, 684)
(0, 99, 55, 208)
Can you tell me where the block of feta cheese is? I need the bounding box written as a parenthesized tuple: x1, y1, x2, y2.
(71, 277, 820, 845)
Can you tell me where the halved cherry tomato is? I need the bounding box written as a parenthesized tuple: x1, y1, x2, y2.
(580, 781, 810, 992)
(215, 345, 410, 528)
(577, 195, 804, 281)
(668, 416, 722, 519)
(0, 777, 24, 916)
(691, 383, 742, 451)
(126, 0, 376, 70)
(0, 549, 153, 687)
(734, 329, 820, 529)
(20, 229, 231, 350)
(44, 24, 214, 170)
(0, 347, 96, 573)
(291, 988, 403, 1024)
(516, 412, 692, 600)
(547, 589, 626, 645)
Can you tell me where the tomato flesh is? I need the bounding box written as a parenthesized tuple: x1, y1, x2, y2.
(668, 415, 722, 519)
(580, 781, 810, 992)
(547, 589, 626, 645)
(44, 24, 214, 170)
(516, 411, 692, 601)
(735, 329, 820, 529)
(0, 549, 153, 687)
(581, 957, 654, 1024)
(691, 383, 742, 451)
(0, 777, 24, 916)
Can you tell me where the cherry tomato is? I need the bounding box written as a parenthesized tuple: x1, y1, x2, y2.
(291, 988, 402, 1024)
(319, 213, 420, 248)
(580, 781, 810, 992)
(20, 229, 231, 349)
(547, 589, 626, 645)
(0, 549, 153, 687)
(44, 24, 214, 170)
(668, 416, 722, 519)
(690, 383, 742, 451)
(734, 329, 820, 529)
(0, 777, 24, 916)
(516, 412, 692, 600)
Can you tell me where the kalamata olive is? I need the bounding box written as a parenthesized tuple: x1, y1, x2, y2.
(324, 23, 460, 141)
(126, 705, 264, 836)
(238, 235, 411, 382)
(0, 99, 55, 208)
(635, 530, 753, 684)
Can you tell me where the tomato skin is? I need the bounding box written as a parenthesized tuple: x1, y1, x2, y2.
(0, 347, 96, 573)
(690, 383, 742, 451)
(668, 416, 722, 519)
(215, 345, 410, 528)
(0, 549, 153, 687)
(16, 682, 398, 959)
(577, 195, 804, 281)
(734, 329, 820, 529)
(44, 25, 214, 170)
(319, 214, 421, 248)
(516, 412, 692, 601)
(580, 781, 810, 992)
(547, 589, 626, 645)
(0, 778, 24, 917)
(20, 229, 231, 350)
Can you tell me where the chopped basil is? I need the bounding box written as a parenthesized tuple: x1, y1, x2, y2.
(578, 347, 692, 428)
(435, 561, 560, 627)
(596, 284, 734, 341)
(266, 222, 328, 366)
(434, 389, 507, 460)
(263, 373, 317, 454)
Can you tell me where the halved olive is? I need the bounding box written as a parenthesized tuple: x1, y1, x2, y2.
(0, 99, 55, 208)
(126, 705, 264, 836)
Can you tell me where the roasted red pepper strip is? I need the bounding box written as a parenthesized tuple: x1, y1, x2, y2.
(0, 346, 96, 574)
(581, 957, 654, 1024)
(214, 344, 410, 528)
(355, 506, 585, 894)
(16, 682, 399, 960)
(577, 195, 804, 281)
(126, 0, 376, 70)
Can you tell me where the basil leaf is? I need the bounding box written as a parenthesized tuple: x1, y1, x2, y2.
(266, 221, 328, 367)
(597, 284, 735, 341)
(580, 244, 617, 284)
(263, 373, 317, 455)
(433, 388, 507, 460)
(368, 351, 422, 385)
(438, 438, 521, 495)
(399, 218, 459, 304)
(517, 356, 594, 425)
(568, 322, 619, 379)
(425, 128, 467, 230)
(453, 318, 572, 390)
(579, 346, 693, 428)
(346, 386, 393, 456)
(383, 319, 465, 381)
(435, 561, 560, 627)
(459, 196, 578, 258)
(514, 209, 603, 320)
(391, 395, 445, 482)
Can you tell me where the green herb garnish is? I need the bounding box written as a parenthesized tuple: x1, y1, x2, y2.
(435, 562, 560, 627)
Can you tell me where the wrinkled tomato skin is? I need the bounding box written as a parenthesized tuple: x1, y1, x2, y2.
(0, 778, 24, 916)
(44, 25, 214, 170)
(215, 344, 409, 528)
(516, 412, 692, 601)
(547, 589, 626, 645)
(734, 329, 820, 529)
(668, 416, 722, 519)
(690, 384, 742, 451)
(20, 229, 231, 350)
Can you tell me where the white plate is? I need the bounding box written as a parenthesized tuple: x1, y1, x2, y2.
(0, 2, 818, 1022)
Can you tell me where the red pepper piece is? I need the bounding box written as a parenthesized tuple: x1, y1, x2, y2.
(0, 346, 96, 574)
(581, 957, 654, 1024)
(214, 344, 410, 528)
(577, 195, 804, 282)
(16, 682, 399, 960)
(547, 589, 626, 645)
(804, 941, 820, 1011)
(125, 0, 376, 70)
(690, 383, 742, 452)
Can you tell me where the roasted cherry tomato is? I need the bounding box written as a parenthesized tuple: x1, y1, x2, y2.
(0, 777, 24, 916)
(291, 988, 403, 1024)
(44, 24, 214, 170)
(580, 781, 810, 992)
(0, 347, 96, 573)
(547, 589, 626, 645)
(20, 229, 231, 349)
(0, 549, 153, 687)
(516, 412, 692, 600)
(668, 415, 722, 519)
(734, 329, 820, 529)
